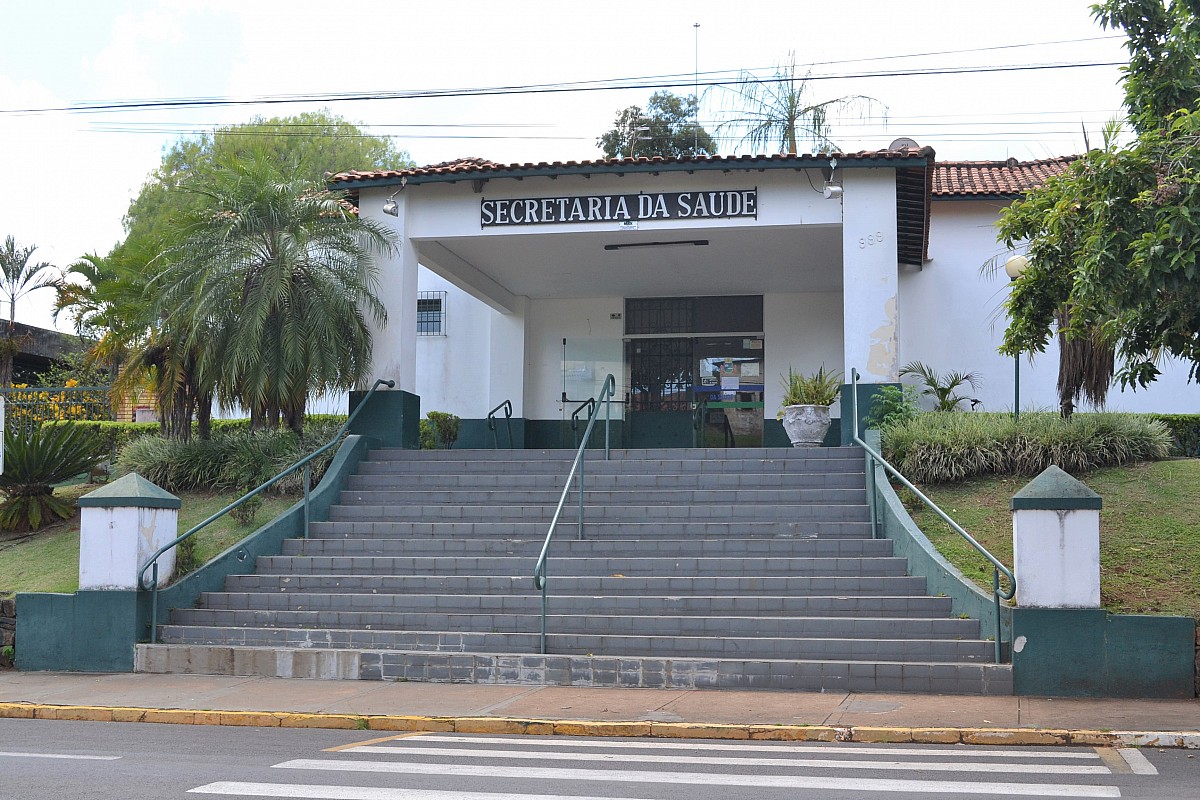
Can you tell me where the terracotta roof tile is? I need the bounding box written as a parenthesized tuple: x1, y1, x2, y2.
(328, 148, 936, 186)
(932, 156, 1077, 197)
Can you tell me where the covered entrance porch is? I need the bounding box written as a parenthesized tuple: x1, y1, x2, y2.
(330, 151, 930, 448)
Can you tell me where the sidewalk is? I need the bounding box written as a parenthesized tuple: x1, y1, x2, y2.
(1, 670, 1197, 747)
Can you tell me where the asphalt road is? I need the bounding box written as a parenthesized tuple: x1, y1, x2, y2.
(2, 718, 1198, 800)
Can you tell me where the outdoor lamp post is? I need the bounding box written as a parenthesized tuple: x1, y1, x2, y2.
(1004, 255, 1030, 420)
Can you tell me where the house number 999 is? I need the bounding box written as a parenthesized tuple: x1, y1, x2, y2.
(859, 231, 884, 249)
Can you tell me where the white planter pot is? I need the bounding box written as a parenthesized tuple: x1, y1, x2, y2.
(781, 404, 831, 447)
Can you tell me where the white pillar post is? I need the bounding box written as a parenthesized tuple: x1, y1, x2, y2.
(77, 473, 181, 590)
(488, 295, 528, 418)
(1011, 465, 1102, 608)
(840, 168, 900, 383)
(365, 188, 419, 393)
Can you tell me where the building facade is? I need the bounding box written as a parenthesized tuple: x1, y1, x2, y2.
(329, 149, 1194, 449)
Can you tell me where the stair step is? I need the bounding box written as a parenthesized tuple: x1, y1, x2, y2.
(253, 555, 908, 577)
(359, 458, 864, 475)
(170, 609, 981, 639)
(223, 574, 928, 596)
(368, 446, 864, 462)
(326, 503, 871, 522)
(157, 626, 995, 662)
(347, 472, 867, 490)
(308, 520, 875, 539)
(199, 592, 953, 617)
(280, 537, 895, 557)
(135, 644, 1014, 695)
(338, 488, 868, 506)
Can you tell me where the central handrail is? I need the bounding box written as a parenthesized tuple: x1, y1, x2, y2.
(137, 377, 396, 643)
(486, 399, 513, 449)
(569, 398, 595, 448)
(848, 368, 1015, 664)
(533, 373, 616, 654)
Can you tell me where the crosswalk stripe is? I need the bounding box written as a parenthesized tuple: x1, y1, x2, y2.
(0, 751, 121, 761)
(379, 734, 1101, 760)
(189, 784, 637, 800)
(1117, 748, 1158, 775)
(345, 744, 1109, 775)
(273, 758, 1122, 797)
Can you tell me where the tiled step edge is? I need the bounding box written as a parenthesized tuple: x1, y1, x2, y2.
(134, 644, 1013, 695)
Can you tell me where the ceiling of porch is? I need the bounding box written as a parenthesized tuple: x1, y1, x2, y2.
(416, 223, 843, 307)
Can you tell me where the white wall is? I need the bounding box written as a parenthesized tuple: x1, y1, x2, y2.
(413, 269, 493, 417)
(524, 296, 625, 420)
(764, 292, 844, 419)
(904, 200, 1196, 414)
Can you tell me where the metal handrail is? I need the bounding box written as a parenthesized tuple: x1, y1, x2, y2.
(486, 399, 513, 449)
(533, 373, 615, 654)
(569, 398, 595, 448)
(849, 368, 1015, 664)
(137, 378, 396, 642)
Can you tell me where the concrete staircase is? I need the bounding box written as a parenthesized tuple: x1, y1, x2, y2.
(135, 447, 1013, 694)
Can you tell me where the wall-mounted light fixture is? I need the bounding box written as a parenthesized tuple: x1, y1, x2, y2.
(604, 239, 709, 251)
(382, 176, 408, 216)
(822, 156, 842, 199)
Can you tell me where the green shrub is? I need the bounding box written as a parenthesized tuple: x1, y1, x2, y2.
(423, 411, 461, 449)
(882, 412, 1172, 483)
(0, 423, 107, 530)
(864, 384, 921, 429)
(114, 419, 345, 495)
(779, 365, 842, 410)
(418, 418, 437, 450)
(1149, 414, 1200, 456)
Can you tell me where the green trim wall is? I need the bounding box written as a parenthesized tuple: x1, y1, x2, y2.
(348, 389, 419, 448)
(14, 435, 375, 673)
(839, 383, 899, 446)
(1012, 608, 1195, 698)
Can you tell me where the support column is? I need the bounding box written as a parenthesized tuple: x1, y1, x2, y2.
(486, 295, 528, 447)
(367, 189, 419, 393)
(350, 187, 422, 448)
(840, 168, 900, 443)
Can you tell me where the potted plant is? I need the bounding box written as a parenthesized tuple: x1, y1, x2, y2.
(778, 365, 843, 447)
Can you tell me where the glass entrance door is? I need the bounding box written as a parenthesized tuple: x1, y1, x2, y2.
(695, 336, 765, 447)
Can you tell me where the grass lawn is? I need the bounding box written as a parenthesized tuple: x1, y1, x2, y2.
(906, 458, 1200, 618)
(0, 486, 296, 596)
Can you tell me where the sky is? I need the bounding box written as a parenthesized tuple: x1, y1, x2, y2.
(0, 0, 1130, 331)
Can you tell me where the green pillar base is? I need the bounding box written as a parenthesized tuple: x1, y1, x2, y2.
(348, 389, 420, 449)
(15, 590, 141, 672)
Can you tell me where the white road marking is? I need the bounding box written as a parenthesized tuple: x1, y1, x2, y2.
(0, 751, 121, 760)
(345, 744, 1109, 774)
(382, 734, 1101, 759)
(1117, 748, 1158, 775)
(273, 758, 1122, 797)
(191, 784, 664, 799)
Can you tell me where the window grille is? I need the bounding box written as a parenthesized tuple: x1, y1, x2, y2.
(417, 291, 446, 336)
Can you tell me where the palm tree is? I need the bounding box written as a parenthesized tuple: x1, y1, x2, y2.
(162, 152, 394, 434)
(719, 55, 884, 155)
(0, 236, 56, 386)
(900, 361, 983, 412)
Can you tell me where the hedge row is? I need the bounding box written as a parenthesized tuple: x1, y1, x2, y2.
(1148, 414, 1200, 456)
(881, 411, 1173, 484)
(44, 415, 349, 455)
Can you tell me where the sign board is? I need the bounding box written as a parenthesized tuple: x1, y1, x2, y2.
(481, 189, 758, 228)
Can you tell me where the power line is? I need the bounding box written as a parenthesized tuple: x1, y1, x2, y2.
(2, 60, 1124, 116)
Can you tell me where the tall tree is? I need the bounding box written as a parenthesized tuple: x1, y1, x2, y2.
(123, 110, 414, 246)
(999, 0, 1200, 389)
(0, 236, 56, 386)
(719, 55, 883, 154)
(598, 91, 717, 159)
(161, 152, 394, 434)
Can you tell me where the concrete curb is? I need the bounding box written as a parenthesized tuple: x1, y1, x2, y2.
(2, 702, 1198, 748)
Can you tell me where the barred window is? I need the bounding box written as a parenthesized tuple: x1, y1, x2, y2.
(417, 291, 446, 336)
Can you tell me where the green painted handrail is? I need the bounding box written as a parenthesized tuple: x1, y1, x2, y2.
(848, 368, 1016, 664)
(487, 399, 513, 449)
(533, 373, 615, 654)
(137, 378, 396, 642)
